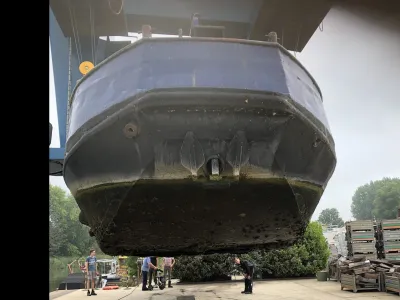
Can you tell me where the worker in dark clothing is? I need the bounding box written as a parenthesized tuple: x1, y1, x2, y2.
(234, 257, 254, 294)
(148, 257, 158, 288)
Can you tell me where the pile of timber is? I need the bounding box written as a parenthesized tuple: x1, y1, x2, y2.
(372, 259, 400, 296)
(340, 256, 381, 292)
(340, 256, 400, 294)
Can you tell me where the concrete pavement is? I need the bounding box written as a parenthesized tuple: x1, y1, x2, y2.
(50, 278, 399, 300)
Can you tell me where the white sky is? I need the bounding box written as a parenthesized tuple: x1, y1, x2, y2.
(50, 7, 400, 221)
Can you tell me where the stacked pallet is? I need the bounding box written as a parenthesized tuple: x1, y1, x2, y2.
(368, 259, 400, 296)
(369, 259, 400, 293)
(339, 256, 381, 292)
(385, 271, 400, 296)
(346, 220, 376, 260)
(328, 257, 340, 281)
(381, 219, 400, 261)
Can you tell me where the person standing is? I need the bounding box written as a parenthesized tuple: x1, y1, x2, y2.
(141, 257, 157, 291)
(234, 257, 254, 294)
(85, 249, 97, 296)
(163, 257, 175, 288)
(148, 257, 158, 288)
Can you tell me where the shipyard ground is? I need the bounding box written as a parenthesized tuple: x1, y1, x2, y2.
(49, 278, 398, 300)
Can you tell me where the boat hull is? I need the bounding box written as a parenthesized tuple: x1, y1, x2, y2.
(65, 39, 336, 256)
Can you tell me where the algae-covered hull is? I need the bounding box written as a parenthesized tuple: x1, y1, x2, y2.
(64, 38, 336, 256)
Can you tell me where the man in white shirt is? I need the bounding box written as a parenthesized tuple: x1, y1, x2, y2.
(163, 257, 175, 288)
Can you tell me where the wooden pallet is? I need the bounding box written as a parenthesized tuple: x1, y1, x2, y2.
(351, 242, 376, 254)
(384, 241, 400, 253)
(328, 262, 341, 281)
(340, 273, 381, 293)
(381, 219, 400, 230)
(347, 243, 377, 259)
(350, 231, 375, 240)
(385, 252, 400, 260)
(346, 220, 374, 232)
(385, 274, 400, 296)
(383, 230, 400, 241)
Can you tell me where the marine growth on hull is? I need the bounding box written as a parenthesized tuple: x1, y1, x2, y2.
(64, 27, 336, 256)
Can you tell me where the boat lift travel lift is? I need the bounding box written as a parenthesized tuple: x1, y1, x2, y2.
(49, 0, 399, 176)
(49, 0, 333, 175)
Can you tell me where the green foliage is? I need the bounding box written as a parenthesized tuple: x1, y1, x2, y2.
(50, 256, 73, 273)
(245, 222, 329, 278)
(49, 184, 101, 257)
(351, 177, 400, 220)
(372, 178, 400, 219)
(126, 256, 138, 277)
(173, 254, 236, 282)
(173, 222, 329, 281)
(318, 208, 344, 227)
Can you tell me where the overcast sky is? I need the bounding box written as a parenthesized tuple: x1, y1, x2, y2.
(49, 7, 400, 222)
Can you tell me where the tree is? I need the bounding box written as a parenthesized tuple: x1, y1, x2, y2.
(126, 256, 139, 277)
(350, 181, 377, 220)
(318, 208, 344, 227)
(49, 185, 69, 256)
(351, 177, 400, 220)
(372, 178, 400, 219)
(49, 184, 100, 257)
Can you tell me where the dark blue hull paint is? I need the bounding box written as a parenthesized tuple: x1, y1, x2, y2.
(68, 39, 332, 143)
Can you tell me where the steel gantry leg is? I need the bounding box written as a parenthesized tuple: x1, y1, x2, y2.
(50, 8, 69, 159)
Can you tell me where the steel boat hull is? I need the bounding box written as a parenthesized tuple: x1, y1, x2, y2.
(64, 38, 336, 256)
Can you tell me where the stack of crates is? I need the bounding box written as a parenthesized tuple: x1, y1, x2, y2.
(381, 219, 400, 261)
(346, 220, 376, 260)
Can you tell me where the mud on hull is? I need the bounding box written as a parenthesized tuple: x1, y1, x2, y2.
(65, 90, 335, 256)
(78, 179, 320, 256)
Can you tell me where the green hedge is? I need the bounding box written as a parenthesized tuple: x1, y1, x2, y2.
(173, 221, 329, 281)
(171, 254, 236, 282)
